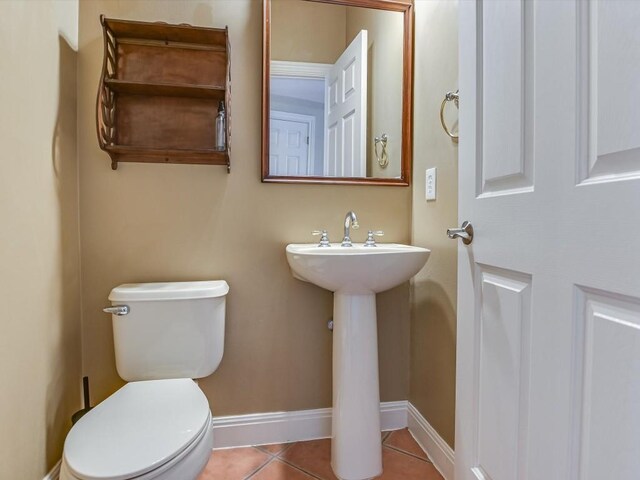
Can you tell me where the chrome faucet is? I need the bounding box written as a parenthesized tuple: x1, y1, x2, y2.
(341, 211, 359, 247)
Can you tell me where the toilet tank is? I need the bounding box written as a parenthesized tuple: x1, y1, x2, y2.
(107, 281, 229, 382)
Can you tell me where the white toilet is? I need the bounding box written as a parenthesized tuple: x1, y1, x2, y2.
(60, 280, 229, 480)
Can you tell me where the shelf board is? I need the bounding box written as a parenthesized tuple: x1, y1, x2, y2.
(105, 144, 229, 166)
(103, 17, 227, 47)
(105, 79, 225, 100)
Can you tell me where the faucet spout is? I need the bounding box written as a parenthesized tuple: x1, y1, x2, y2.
(342, 211, 359, 247)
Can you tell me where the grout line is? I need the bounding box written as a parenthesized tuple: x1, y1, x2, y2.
(241, 436, 436, 480)
(254, 445, 279, 457)
(274, 442, 296, 457)
(277, 457, 325, 480)
(383, 444, 434, 464)
(244, 451, 274, 479)
(254, 441, 296, 458)
(271, 459, 321, 480)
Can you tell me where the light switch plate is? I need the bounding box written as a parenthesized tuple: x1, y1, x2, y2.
(426, 168, 437, 201)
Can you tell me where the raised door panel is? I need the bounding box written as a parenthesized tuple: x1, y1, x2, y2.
(579, 0, 640, 184)
(478, 0, 534, 197)
(574, 288, 640, 480)
(473, 267, 532, 480)
(342, 112, 356, 177)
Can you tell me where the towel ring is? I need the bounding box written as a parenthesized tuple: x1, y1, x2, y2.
(374, 133, 389, 168)
(440, 90, 459, 141)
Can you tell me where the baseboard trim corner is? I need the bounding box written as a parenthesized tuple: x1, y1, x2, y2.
(43, 460, 61, 480)
(407, 402, 455, 480)
(212, 400, 408, 449)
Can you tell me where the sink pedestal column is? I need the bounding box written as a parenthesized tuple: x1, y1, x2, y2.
(331, 292, 382, 480)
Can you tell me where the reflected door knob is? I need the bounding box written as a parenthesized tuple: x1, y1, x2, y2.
(447, 221, 474, 245)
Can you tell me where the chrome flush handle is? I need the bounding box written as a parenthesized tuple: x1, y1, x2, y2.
(447, 221, 474, 245)
(103, 305, 130, 316)
(312, 230, 331, 247)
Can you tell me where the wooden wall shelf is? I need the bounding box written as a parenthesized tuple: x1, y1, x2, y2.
(97, 16, 231, 171)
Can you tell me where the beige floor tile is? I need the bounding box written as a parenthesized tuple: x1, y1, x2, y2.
(198, 447, 271, 480)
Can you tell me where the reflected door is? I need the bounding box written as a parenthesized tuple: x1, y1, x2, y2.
(324, 30, 367, 177)
(456, 1, 640, 480)
(270, 113, 312, 176)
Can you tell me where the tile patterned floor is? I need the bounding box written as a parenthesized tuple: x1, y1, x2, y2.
(197, 428, 444, 479)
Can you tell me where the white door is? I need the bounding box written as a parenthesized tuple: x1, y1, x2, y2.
(456, 2, 640, 480)
(324, 30, 367, 177)
(270, 112, 313, 176)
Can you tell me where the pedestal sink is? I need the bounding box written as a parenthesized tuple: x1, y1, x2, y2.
(286, 243, 430, 480)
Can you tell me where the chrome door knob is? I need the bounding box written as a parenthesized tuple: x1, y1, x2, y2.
(447, 221, 474, 245)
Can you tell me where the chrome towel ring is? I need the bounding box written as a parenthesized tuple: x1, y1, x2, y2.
(374, 133, 389, 168)
(440, 90, 459, 141)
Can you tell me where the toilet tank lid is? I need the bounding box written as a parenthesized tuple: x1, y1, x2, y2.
(109, 280, 229, 302)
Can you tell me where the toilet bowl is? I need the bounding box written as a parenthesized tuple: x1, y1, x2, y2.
(60, 281, 228, 480)
(60, 379, 213, 480)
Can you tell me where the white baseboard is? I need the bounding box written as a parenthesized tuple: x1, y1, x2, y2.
(212, 400, 409, 449)
(45, 401, 455, 480)
(43, 460, 61, 480)
(407, 402, 455, 480)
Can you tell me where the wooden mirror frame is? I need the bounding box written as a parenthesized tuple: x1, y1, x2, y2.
(261, 0, 414, 186)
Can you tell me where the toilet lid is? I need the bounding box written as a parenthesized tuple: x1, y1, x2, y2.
(64, 379, 210, 480)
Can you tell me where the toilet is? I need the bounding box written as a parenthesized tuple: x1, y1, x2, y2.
(60, 280, 229, 480)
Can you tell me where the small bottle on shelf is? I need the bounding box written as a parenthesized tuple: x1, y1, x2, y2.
(215, 100, 226, 151)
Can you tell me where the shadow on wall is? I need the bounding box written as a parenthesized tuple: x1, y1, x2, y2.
(410, 279, 457, 447)
(46, 34, 81, 470)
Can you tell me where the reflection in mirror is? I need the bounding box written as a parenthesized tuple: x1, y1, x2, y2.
(267, 0, 407, 181)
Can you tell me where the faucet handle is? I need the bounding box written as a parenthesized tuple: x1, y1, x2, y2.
(312, 230, 331, 247)
(363, 230, 384, 247)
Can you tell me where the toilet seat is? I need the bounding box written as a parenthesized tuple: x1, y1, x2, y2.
(62, 378, 211, 480)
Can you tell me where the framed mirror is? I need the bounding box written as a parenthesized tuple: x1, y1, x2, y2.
(262, 0, 414, 186)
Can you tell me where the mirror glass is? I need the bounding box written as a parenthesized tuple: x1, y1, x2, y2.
(267, 0, 407, 181)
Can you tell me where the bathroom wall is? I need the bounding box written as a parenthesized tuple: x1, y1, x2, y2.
(0, 0, 81, 478)
(409, 0, 459, 448)
(345, 7, 404, 179)
(78, 0, 412, 419)
(271, 0, 346, 63)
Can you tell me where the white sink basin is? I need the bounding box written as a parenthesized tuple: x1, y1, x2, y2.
(285, 242, 430, 480)
(286, 243, 430, 294)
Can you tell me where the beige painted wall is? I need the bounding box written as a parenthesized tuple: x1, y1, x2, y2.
(409, 0, 459, 448)
(78, 0, 412, 417)
(271, 0, 346, 63)
(0, 1, 81, 478)
(345, 7, 403, 179)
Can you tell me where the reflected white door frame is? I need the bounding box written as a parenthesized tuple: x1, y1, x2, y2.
(271, 61, 332, 79)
